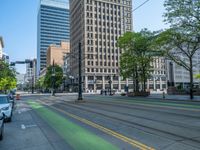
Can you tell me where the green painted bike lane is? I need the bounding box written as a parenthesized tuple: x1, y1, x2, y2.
(28, 101, 120, 150)
(89, 96, 200, 110)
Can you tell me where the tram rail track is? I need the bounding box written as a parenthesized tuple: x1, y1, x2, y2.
(51, 101, 200, 149)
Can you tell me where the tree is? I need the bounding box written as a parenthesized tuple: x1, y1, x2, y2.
(44, 65, 63, 92)
(118, 30, 156, 92)
(0, 60, 17, 93)
(35, 76, 45, 92)
(155, 0, 200, 99)
(120, 51, 139, 91)
(195, 74, 200, 79)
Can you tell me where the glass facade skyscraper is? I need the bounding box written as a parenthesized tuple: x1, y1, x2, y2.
(37, 0, 70, 74)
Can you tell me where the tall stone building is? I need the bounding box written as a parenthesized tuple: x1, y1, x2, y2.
(70, 0, 132, 92)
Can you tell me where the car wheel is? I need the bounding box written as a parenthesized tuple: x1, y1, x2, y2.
(7, 116, 12, 122)
(0, 123, 4, 141)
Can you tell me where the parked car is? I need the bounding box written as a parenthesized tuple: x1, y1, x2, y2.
(0, 95, 13, 122)
(0, 109, 4, 140)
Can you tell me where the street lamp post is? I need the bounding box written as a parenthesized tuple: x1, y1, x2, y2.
(38, 79, 41, 93)
(51, 60, 55, 96)
(63, 74, 67, 92)
(31, 75, 34, 94)
(69, 75, 74, 92)
(107, 74, 115, 96)
(108, 79, 112, 95)
(78, 42, 83, 100)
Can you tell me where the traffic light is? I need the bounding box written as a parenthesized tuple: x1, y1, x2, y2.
(10, 62, 15, 66)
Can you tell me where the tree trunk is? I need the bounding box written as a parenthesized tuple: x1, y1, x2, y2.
(143, 79, 146, 92)
(142, 69, 146, 92)
(135, 70, 139, 92)
(133, 77, 135, 92)
(189, 57, 194, 100)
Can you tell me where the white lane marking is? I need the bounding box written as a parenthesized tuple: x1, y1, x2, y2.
(26, 125, 37, 128)
(21, 124, 26, 129)
(21, 124, 37, 130)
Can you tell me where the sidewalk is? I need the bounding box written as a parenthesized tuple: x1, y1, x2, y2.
(147, 93, 200, 101)
(17, 92, 97, 97)
(0, 101, 55, 150)
(0, 100, 71, 150)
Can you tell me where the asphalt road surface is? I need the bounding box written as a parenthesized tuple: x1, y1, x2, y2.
(1, 94, 200, 150)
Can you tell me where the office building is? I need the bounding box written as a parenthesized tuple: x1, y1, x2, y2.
(0, 37, 4, 60)
(24, 61, 34, 85)
(2, 52, 10, 64)
(166, 51, 200, 88)
(46, 41, 70, 67)
(16, 74, 25, 85)
(147, 57, 167, 92)
(24, 59, 37, 86)
(37, 0, 70, 74)
(70, 0, 132, 92)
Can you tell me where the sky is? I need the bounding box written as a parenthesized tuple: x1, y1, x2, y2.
(0, 0, 168, 74)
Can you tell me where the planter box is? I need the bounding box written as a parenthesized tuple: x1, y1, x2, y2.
(121, 93, 126, 96)
(127, 92, 150, 97)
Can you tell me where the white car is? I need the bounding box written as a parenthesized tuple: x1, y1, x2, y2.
(0, 109, 4, 140)
(0, 95, 13, 122)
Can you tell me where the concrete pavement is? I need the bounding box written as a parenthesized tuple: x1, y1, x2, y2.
(1, 94, 200, 150)
(31, 94, 200, 149)
(148, 93, 200, 101)
(0, 99, 72, 150)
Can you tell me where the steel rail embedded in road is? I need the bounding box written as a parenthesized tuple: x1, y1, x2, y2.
(85, 96, 200, 112)
(84, 100, 200, 122)
(37, 100, 155, 150)
(53, 101, 200, 149)
(66, 101, 200, 132)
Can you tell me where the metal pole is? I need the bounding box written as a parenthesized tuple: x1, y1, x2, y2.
(31, 75, 34, 94)
(52, 60, 55, 96)
(78, 42, 83, 100)
(110, 78, 112, 95)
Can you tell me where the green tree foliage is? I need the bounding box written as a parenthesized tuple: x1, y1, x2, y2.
(35, 76, 45, 90)
(195, 74, 200, 79)
(0, 60, 17, 93)
(118, 30, 156, 92)
(155, 0, 200, 99)
(44, 65, 63, 89)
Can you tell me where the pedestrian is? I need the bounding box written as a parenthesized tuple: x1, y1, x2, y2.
(163, 91, 165, 99)
(105, 90, 107, 95)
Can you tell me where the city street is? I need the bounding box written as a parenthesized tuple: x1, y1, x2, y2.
(1, 0, 200, 150)
(1, 94, 200, 150)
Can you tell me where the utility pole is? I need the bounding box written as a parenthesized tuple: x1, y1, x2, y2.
(108, 74, 115, 96)
(52, 60, 55, 96)
(78, 42, 83, 100)
(109, 79, 112, 96)
(30, 60, 34, 94)
(31, 75, 34, 94)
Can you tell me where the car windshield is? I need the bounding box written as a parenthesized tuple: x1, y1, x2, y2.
(0, 97, 9, 104)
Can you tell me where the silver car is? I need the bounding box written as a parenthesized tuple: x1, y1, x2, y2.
(0, 95, 13, 122)
(0, 109, 4, 140)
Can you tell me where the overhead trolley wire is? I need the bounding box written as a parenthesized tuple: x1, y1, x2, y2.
(132, 0, 150, 12)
